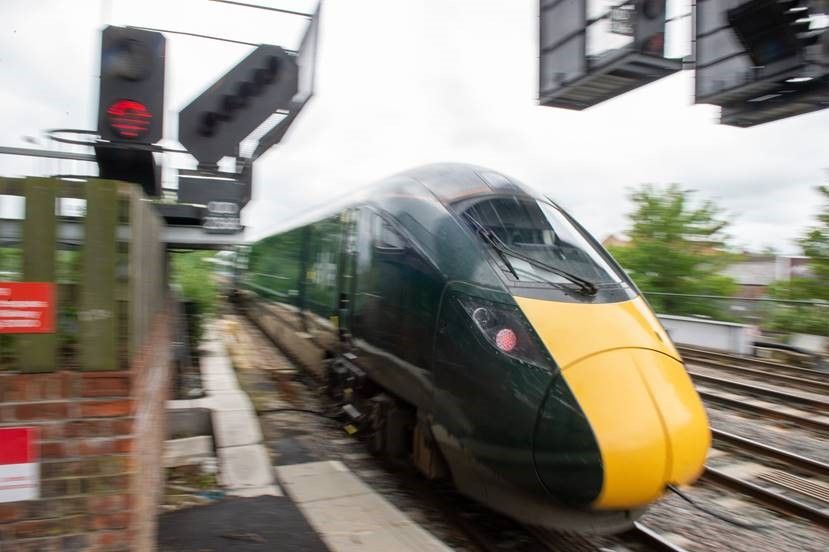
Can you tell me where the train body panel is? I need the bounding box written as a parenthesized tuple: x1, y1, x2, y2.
(241, 163, 710, 533)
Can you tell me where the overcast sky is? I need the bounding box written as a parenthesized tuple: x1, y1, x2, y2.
(1, 0, 827, 254)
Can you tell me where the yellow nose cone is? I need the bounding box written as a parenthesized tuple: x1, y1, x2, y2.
(514, 296, 710, 509)
(563, 349, 710, 508)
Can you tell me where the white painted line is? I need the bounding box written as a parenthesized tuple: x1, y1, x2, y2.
(275, 461, 451, 552)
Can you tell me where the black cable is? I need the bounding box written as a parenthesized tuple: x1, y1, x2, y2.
(126, 25, 258, 47)
(667, 484, 768, 530)
(46, 129, 191, 154)
(209, 0, 314, 18)
(256, 407, 344, 422)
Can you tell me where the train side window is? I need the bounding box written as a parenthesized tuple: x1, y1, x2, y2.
(372, 214, 405, 250)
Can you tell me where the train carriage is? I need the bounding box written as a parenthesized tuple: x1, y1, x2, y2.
(240, 163, 710, 534)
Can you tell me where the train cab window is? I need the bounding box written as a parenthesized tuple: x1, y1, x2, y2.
(371, 214, 405, 251)
(454, 196, 625, 287)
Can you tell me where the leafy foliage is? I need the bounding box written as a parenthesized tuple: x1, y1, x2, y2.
(0, 247, 21, 278)
(767, 186, 829, 336)
(607, 184, 737, 318)
(171, 251, 218, 342)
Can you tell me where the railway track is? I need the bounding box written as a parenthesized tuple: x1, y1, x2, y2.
(702, 466, 829, 529)
(696, 386, 829, 432)
(527, 521, 690, 552)
(704, 427, 829, 530)
(687, 370, 829, 412)
(627, 522, 692, 552)
(679, 346, 827, 382)
(685, 358, 829, 395)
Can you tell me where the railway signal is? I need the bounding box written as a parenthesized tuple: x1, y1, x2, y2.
(178, 45, 299, 167)
(634, 0, 668, 56)
(97, 26, 166, 144)
(694, 0, 829, 127)
(95, 26, 166, 197)
(538, 0, 681, 110)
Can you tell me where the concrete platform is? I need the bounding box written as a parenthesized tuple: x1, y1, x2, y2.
(276, 461, 452, 552)
(197, 323, 280, 497)
(166, 321, 452, 551)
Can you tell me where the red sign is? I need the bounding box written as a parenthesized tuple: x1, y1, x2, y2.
(0, 427, 39, 502)
(0, 282, 55, 334)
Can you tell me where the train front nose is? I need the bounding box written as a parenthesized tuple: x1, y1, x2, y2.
(534, 348, 710, 509)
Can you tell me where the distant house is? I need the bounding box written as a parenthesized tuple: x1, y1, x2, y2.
(720, 255, 811, 298)
(601, 234, 629, 249)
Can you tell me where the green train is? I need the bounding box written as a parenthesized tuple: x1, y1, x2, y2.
(239, 163, 710, 534)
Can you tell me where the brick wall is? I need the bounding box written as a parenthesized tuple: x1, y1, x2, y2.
(0, 310, 170, 552)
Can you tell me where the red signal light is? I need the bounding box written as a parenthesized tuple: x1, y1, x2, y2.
(495, 328, 518, 353)
(106, 99, 152, 139)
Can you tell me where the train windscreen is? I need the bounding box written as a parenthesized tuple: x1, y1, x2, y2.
(457, 196, 623, 287)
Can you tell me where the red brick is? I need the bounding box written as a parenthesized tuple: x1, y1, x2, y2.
(77, 438, 116, 457)
(13, 538, 62, 552)
(113, 438, 133, 454)
(12, 518, 62, 539)
(61, 534, 90, 551)
(111, 418, 134, 436)
(40, 478, 68, 498)
(55, 497, 88, 517)
(26, 372, 74, 401)
(80, 372, 131, 398)
(94, 529, 130, 549)
(38, 422, 65, 440)
(89, 511, 131, 530)
(0, 403, 15, 420)
(41, 441, 67, 460)
(88, 493, 130, 513)
(0, 374, 27, 401)
(15, 402, 68, 421)
(65, 419, 112, 438)
(80, 400, 134, 418)
(23, 498, 63, 520)
(84, 474, 129, 493)
(0, 503, 23, 523)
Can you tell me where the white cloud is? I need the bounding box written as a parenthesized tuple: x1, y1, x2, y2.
(1, 0, 827, 255)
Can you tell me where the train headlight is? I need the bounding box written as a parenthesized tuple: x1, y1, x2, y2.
(495, 328, 517, 352)
(457, 296, 551, 368)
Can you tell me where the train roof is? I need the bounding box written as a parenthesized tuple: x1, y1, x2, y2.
(398, 163, 540, 207)
(248, 163, 544, 242)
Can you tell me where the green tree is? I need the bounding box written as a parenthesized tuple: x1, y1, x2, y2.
(767, 185, 829, 336)
(607, 184, 737, 318)
(171, 251, 219, 342)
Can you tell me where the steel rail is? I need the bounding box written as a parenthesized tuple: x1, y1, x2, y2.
(628, 522, 691, 552)
(711, 428, 829, 476)
(688, 371, 829, 411)
(679, 346, 825, 377)
(697, 389, 829, 432)
(703, 466, 829, 529)
(686, 358, 829, 394)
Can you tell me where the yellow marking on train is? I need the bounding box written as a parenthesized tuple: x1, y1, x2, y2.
(515, 296, 709, 509)
(513, 296, 678, 370)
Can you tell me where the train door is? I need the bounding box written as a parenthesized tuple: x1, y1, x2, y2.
(347, 207, 434, 410)
(336, 208, 358, 344)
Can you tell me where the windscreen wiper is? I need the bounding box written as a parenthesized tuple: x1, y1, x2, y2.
(464, 214, 598, 296)
(465, 216, 520, 280)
